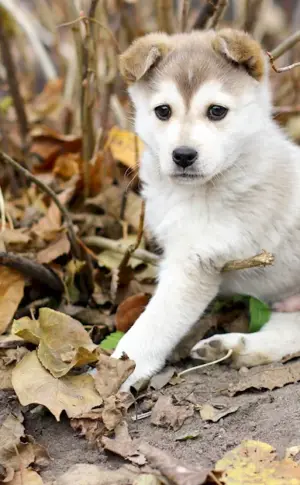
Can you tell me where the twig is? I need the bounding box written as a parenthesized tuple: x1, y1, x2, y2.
(178, 0, 190, 33)
(267, 51, 300, 74)
(178, 349, 233, 376)
(119, 200, 146, 271)
(0, 7, 29, 148)
(193, 0, 220, 30)
(84, 234, 159, 266)
(0, 252, 63, 292)
(156, 0, 175, 34)
(273, 105, 300, 116)
(271, 30, 300, 60)
(15, 296, 52, 319)
(242, 0, 264, 34)
(222, 249, 274, 272)
(210, 0, 228, 28)
(0, 151, 81, 258)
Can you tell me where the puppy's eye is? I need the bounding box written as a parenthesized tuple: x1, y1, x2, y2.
(207, 105, 228, 121)
(154, 104, 172, 121)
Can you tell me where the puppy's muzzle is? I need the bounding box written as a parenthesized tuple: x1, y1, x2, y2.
(172, 146, 198, 169)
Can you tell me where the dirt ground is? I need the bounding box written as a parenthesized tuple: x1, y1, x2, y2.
(4, 361, 300, 483)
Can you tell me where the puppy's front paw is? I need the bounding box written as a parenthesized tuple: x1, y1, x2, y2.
(111, 333, 164, 392)
(190, 333, 246, 366)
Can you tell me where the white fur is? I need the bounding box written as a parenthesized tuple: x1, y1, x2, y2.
(112, 56, 300, 390)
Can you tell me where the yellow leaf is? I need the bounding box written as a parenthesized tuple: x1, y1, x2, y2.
(14, 308, 98, 378)
(215, 440, 300, 484)
(0, 268, 25, 335)
(109, 126, 143, 169)
(12, 351, 103, 421)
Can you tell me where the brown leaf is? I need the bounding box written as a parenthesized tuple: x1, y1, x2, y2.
(31, 186, 75, 242)
(0, 347, 28, 390)
(102, 395, 125, 431)
(0, 229, 30, 247)
(102, 421, 146, 466)
(94, 353, 135, 398)
(36, 232, 71, 264)
(227, 361, 300, 396)
(12, 351, 103, 420)
(116, 293, 151, 333)
(5, 469, 44, 485)
(14, 308, 98, 378)
(149, 367, 176, 390)
(70, 409, 105, 445)
(0, 267, 25, 335)
(199, 403, 239, 423)
(139, 442, 209, 485)
(53, 153, 80, 180)
(0, 413, 24, 479)
(57, 463, 137, 485)
(151, 396, 194, 431)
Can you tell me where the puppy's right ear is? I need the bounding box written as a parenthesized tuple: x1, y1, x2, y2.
(119, 33, 171, 84)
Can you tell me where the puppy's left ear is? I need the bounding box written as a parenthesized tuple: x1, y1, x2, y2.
(212, 29, 265, 81)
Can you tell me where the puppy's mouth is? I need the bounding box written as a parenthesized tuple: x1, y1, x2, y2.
(171, 172, 204, 183)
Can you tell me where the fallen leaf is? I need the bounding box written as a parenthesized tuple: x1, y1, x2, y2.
(102, 395, 126, 431)
(227, 361, 300, 396)
(102, 421, 146, 466)
(109, 126, 143, 169)
(93, 353, 135, 398)
(14, 308, 98, 378)
(53, 153, 80, 180)
(5, 469, 44, 485)
(0, 229, 30, 247)
(151, 395, 194, 431)
(139, 442, 209, 485)
(174, 431, 200, 441)
(100, 331, 124, 351)
(116, 293, 151, 333)
(199, 404, 239, 423)
(0, 413, 25, 479)
(57, 463, 137, 485)
(214, 440, 300, 484)
(0, 267, 25, 335)
(0, 347, 28, 390)
(149, 367, 176, 390)
(70, 409, 105, 445)
(12, 351, 103, 420)
(36, 232, 71, 264)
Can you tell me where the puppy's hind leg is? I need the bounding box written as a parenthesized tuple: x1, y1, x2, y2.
(190, 312, 300, 368)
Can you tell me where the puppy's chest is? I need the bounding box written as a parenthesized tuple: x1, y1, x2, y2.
(144, 187, 243, 258)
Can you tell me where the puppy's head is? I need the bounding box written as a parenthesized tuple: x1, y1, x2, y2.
(120, 29, 269, 185)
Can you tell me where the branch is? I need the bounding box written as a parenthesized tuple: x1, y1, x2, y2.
(270, 30, 300, 60)
(222, 250, 274, 272)
(193, 0, 220, 30)
(0, 7, 29, 148)
(0, 253, 63, 292)
(178, 0, 190, 33)
(267, 51, 300, 74)
(242, 0, 264, 34)
(210, 0, 228, 29)
(156, 0, 175, 34)
(0, 151, 81, 259)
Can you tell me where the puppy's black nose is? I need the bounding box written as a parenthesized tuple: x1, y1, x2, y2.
(172, 146, 198, 168)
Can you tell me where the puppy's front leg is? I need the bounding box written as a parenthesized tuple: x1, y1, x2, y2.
(112, 255, 221, 390)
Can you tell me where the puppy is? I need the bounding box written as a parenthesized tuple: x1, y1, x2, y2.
(112, 29, 300, 390)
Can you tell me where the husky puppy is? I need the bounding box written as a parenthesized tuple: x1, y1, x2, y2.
(112, 29, 300, 390)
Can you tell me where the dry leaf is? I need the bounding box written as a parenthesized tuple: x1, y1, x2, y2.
(139, 442, 209, 485)
(133, 476, 163, 485)
(102, 421, 146, 466)
(0, 413, 24, 479)
(12, 351, 103, 420)
(214, 440, 300, 484)
(0, 347, 28, 390)
(151, 395, 194, 431)
(57, 463, 137, 485)
(0, 229, 30, 247)
(149, 367, 176, 390)
(199, 404, 239, 423)
(70, 409, 105, 445)
(227, 361, 300, 396)
(14, 308, 98, 378)
(5, 469, 44, 485)
(109, 127, 143, 169)
(0, 267, 25, 335)
(53, 153, 80, 180)
(93, 353, 135, 398)
(116, 293, 151, 333)
(36, 232, 71, 264)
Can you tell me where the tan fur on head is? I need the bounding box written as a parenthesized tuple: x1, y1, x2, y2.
(119, 33, 171, 84)
(212, 29, 265, 81)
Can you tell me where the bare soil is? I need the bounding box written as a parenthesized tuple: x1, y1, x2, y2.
(4, 361, 300, 483)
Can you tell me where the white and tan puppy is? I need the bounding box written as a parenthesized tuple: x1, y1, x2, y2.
(112, 29, 300, 390)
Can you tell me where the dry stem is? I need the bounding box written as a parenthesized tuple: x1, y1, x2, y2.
(156, 0, 175, 34)
(210, 0, 228, 28)
(268, 52, 300, 74)
(193, 0, 220, 30)
(0, 7, 29, 148)
(242, 0, 264, 34)
(271, 30, 300, 60)
(178, 0, 190, 33)
(222, 250, 274, 272)
(0, 151, 81, 259)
